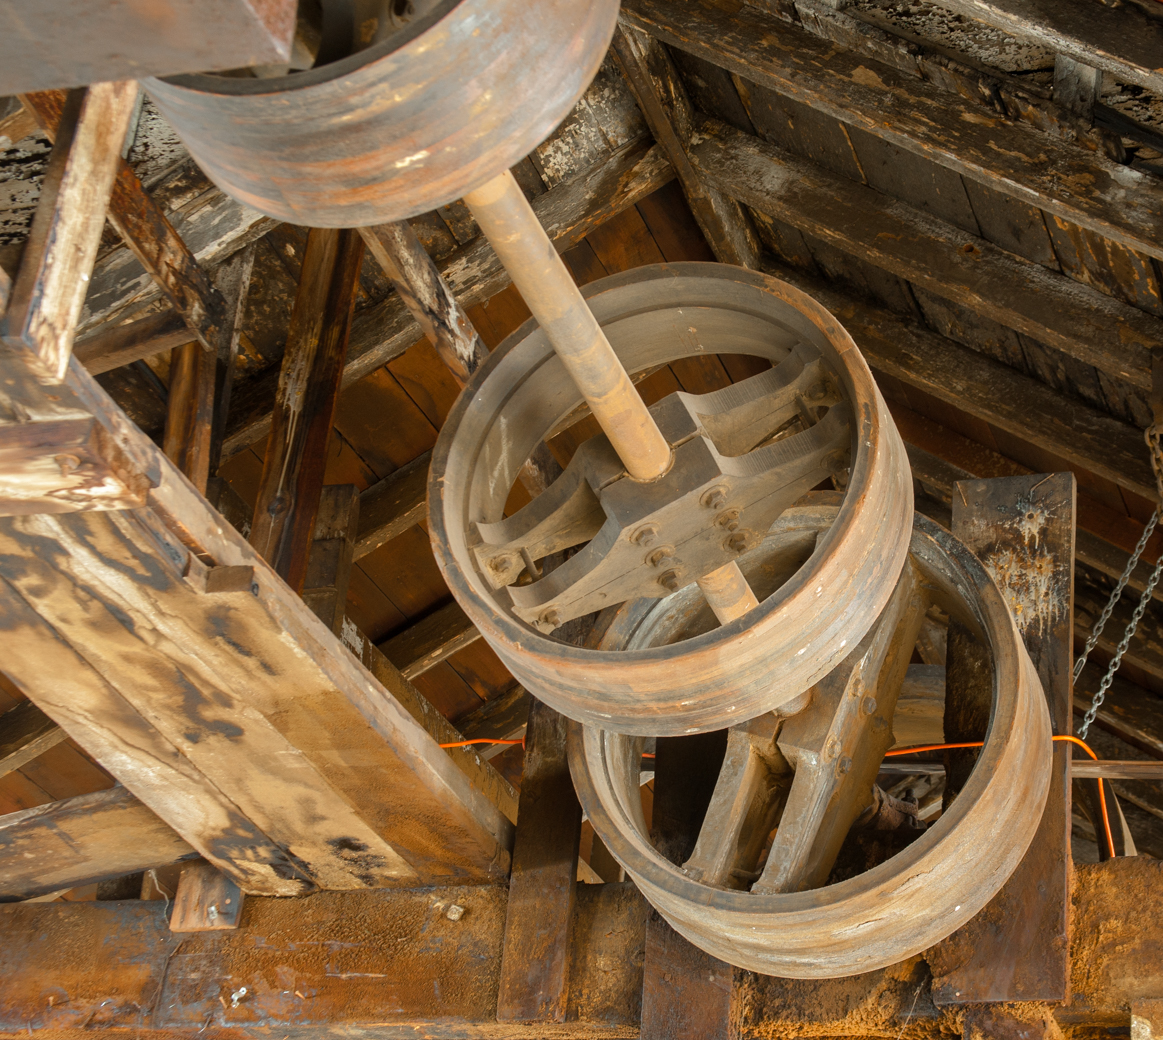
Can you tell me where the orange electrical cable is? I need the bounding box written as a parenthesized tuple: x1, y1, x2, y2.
(439, 738, 524, 749)
(885, 735, 1117, 859)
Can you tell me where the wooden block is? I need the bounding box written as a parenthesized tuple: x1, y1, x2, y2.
(641, 914, 731, 1040)
(929, 473, 1076, 1004)
(0, 701, 66, 777)
(169, 861, 246, 932)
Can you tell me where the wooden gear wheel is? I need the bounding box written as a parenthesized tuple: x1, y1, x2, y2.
(567, 497, 1053, 978)
(429, 264, 913, 734)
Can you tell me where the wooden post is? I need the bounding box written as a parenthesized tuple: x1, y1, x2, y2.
(929, 473, 1076, 1004)
(612, 25, 759, 268)
(249, 228, 363, 591)
(301, 484, 359, 635)
(496, 699, 582, 1023)
(163, 341, 216, 494)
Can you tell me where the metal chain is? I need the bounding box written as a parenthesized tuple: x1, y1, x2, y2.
(1076, 422, 1163, 738)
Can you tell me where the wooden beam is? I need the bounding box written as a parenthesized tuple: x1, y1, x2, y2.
(3, 84, 138, 381)
(612, 26, 759, 268)
(0, 786, 196, 901)
(0, 101, 37, 150)
(457, 685, 531, 761)
(353, 451, 431, 560)
(1075, 662, 1163, 762)
(641, 915, 731, 1040)
(249, 228, 363, 591)
(1073, 761, 1163, 780)
(379, 600, 481, 681)
(766, 261, 1158, 502)
(73, 310, 197, 376)
(163, 340, 216, 494)
(922, 0, 1163, 98)
(692, 115, 1161, 392)
(169, 861, 245, 932)
(496, 700, 581, 1023)
(222, 137, 675, 458)
(302, 484, 359, 636)
(0, 701, 66, 777)
(622, 0, 1163, 263)
(929, 474, 1075, 1003)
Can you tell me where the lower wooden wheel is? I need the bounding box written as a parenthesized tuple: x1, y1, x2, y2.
(567, 498, 1052, 978)
(429, 264, 912, 735)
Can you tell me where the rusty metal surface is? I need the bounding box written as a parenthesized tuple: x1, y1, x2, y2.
(430, 263, 911, 735)
(569, 499, 1051, 977)
(0, 0, 294, 95)
(144, 0, 619, 227)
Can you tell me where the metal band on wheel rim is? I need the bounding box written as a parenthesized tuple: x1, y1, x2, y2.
(429, 264, 913, 735)
(567, 502, 1053, 978)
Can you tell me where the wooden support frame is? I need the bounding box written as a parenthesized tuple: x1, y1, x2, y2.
(302, 484, 360, 635)
(0, 701, 66, 777)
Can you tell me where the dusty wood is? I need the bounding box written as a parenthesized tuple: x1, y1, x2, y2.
(3, 84, 138, 381)
(768, 262, 1158, 502)
(207, 246, 256, 476)
(379, 600, 482, 681)
(74, 310, 197, 376)
(353, 451, 431, 560)
(302, 485, 359, 636)
(0, 101, 37, 149)
(1073, 761, 1163, 780)
(930, 473, 1075, 1004)
(360, 222, 488, 386)
(458, 686, 531, 761)
(1074, 569, 1163, 688)
(1053, 56, 1102, 123)
(622, 0, 1163, 262)
(222, 137, 675, 458)
(612, 26, 759, 267)
(640, 914, 731, 1040)
(496, 700, 582, 1023)
(163, 340, 216, 494)
(0, 786, 196, 901)
(1075, 662, 1163, 761)
(0, 700, 66, 778)
(169, 861, 245, 932)
(250, 228, 363, 591)
(23, 91, 234, 358)
(695, 116, 1162, 391)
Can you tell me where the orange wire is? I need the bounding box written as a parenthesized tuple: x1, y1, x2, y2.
(439, 738, 524, 749)
(884, 735, 1116, 859)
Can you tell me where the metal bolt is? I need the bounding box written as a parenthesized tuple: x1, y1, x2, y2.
(715, 509, 740, 531)
(824, 737, 841, 761)
(837, 756, 853, 776)
(825, 450, 848, 471)
(538, 609, 561, 629)
(446, 904, 465, 921)
(207, 903, 219, 920)
(807, 384, 828, 403)
(726, 532, 748, 553)
(631, 523, 659, 547)
(648, 545, 677, 568)
(861, 696, 877, 716)
(54, 453, 81, 476)
(659, 570, 680, 592)
(701, 486, 728, 510)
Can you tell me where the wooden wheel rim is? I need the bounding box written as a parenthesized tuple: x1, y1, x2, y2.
(429, 264, 913, 735)
(567, 504, 1053, 978)
(143, 0, 619, 227)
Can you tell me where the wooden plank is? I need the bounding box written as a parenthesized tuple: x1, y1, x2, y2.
(1073, 761, 1163, 780)
(73, 311, 197, 376)
(612, 26, 759, 267)
(621, 0, 1163, 262)
(929, 473, 1075, 1004)
(169, 861, 245, 932)
(693, 116, 1161, 391)
(922, 0, 1163, 97)
(222, 137, 675, 458)
(1054, 56, 1102, 123)
(1074, 570, 1163, 691)
(249, 228, 363, 591)
(766, 261, 1159, 502)
(163, 340, 216, 494)
(496, 700, 582, 1023)
(1075, 662, 1163, 762)
(302, 484, 359, 636)
(458, 686, 532, 761)
(0, 701, 66, 778)
(0, 786, 196, 901)
(3, 84, 138, 381)
(640, 915, 731, 1040)
(379, 601, 482, 681)
(355, 452, 429, 560)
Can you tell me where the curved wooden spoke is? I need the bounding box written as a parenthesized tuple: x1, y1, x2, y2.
(752, 561, 929, 894)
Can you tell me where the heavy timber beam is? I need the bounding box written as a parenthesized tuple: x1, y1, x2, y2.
(0, 352, 513, 890)
(922, 0, 1163, 97)
(691, 115, 1162, 392)
(222, 137, 674, 457)
(621, 0, 1163, 263)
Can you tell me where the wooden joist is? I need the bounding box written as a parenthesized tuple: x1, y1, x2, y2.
(692, 115, 1162, 392)
(379, 600, 481, 681)
(0, 701, 66, 777)
(621, 0, 1163, 263)
(353, 450, 431, 560)
(0, 786, 196, 901)
(302, 484, 360, 636)
(73, 310, 197, 376)
(1073, 761, 1163, 780)
(458, 685, 532, 761)
(922, 0, 1163, 97)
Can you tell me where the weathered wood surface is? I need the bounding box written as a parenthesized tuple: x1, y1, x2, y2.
(622, 0, 1163, 262)
(612, 26, 758, 268)
(929, 474, 1075, 1003)
(2, 85, 137, 381)
(222, 138, 675, 457)
(1073, 761, 1163, 780)
(302, 485, 359, 636)
(458, 685, 532, 761)
(250, 228, 363, 591)
(73, 310, 197, 376)
(163, 339, 216, 494)
(380, 600, 482, 681)
(766, 262, 1158, 502)
(496, 701, 581, 1023)
(353, 450, 431, 560)
(1074, 570, 1163, 690)
(693, 116, 1161, 391)
(640, 914, 731, 1040)
(1075, 662, 1163, 762)
(0, 882, 650, 1036)
(0, 786, 196, 901)
(922, 0, 1163, 97)
(169, 861, 245, 932)
(0, 700, 65, 777)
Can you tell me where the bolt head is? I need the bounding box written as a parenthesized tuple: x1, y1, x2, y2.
(631, 523, 660, 546)
(837, 755, 853, 776)
(648, 545, 677, 568)
(659, 570, 680, 592)
(701, 486, 728, 510)
(861, 695, 877, 716)
(726, 532, 748, 553)
(715, 509, 741, 531)
(538, 609, 561, 630)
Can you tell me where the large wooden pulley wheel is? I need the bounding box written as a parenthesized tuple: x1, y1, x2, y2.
(429, 264, 913, 734)
(568, 498, 1053, 978)
(143, 0, 618, 226)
